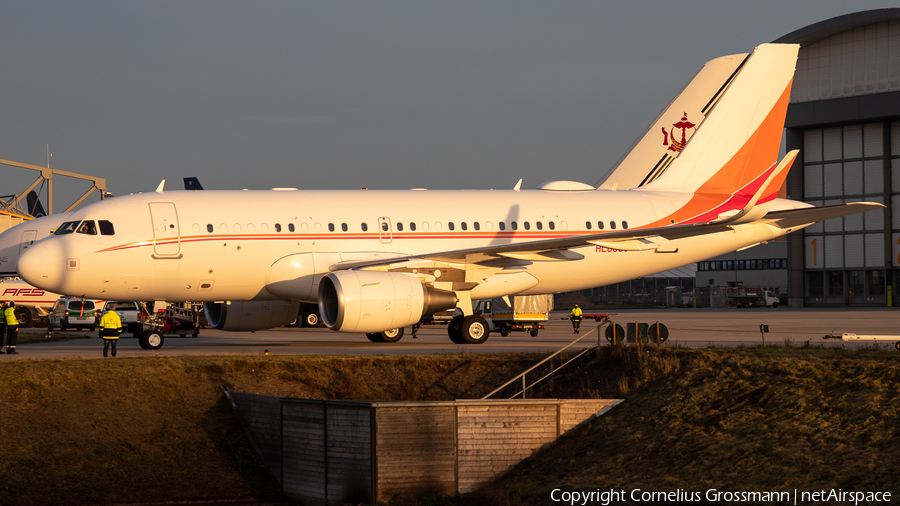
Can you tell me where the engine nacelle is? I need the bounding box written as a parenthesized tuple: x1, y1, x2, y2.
(318, 271, 457, 333)
(204, 300, 301, 331)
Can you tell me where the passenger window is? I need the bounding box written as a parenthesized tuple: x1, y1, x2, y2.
(536, 222, 542, 230)
(421, 222, 429, 231)
(342, 223, 348, 232)
(448, 222, 455, 231)
(234, 223, 241, 233)
(549, 221, 555, 230)
(524, 222, 530, 230)
(461, 222, 467, 231)
(397, 222, 403, 231)
(207, 224, 213, 233)
(381, 222, 389, 232)
(289, 223, 296, 232)
(247, 223, 255, 233)
(76, 221, 97, 235)
(409, 222, 416, 231)
(99, 220, 115, 235)
(585, 221, 592, 230)
(361, 223, 368, 232)
(598, 221, 605, 230)
(610, 221, 617, 230)
(275, 223, 282, 232)
(499, 222, 506, 231)
(474, 222, 480, 231)
(622, 221, 628, 229)
(328, 223, 335, 232)
(511, 221, 518, 230)
(55, 221, 80, 235)
(261, 223, 268, 233)
(301, 223, 309, 232)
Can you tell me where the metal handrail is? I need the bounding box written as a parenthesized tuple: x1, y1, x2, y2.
(482, 322, 608, 400)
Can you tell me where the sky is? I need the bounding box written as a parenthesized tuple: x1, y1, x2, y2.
(1, 1, 898, 211)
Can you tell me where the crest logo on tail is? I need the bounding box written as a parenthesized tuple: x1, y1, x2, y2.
(661, 113, 696, 152)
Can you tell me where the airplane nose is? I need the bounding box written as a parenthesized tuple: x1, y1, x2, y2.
(18, 244, 52, 288)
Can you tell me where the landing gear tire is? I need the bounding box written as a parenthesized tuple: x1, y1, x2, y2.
(366, 332, 384, 343)
(895, 341, 900, 351)
(460, 315, 490, 344)
(304, 312, 321, 328)
(499, 323, 510, 337)
(139, 330, 164, 350)
(14, 307, 33, 328)
(380, 327, 403, 343)
(448, 315, 465, 344)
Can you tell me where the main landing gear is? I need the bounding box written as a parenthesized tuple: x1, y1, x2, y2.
(448, 315, 490, 344)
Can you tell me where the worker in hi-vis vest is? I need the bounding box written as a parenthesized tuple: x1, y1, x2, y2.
(570, 304, 583, 334)
(99, 308, 123, 358)
(0, 301, 6, 354)
(4, 301, 19, 354)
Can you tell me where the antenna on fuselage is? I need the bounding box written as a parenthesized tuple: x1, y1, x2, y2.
(155, 180, 165, 193)
(513, 179, 522, 192)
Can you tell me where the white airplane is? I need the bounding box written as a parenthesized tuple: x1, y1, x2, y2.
(16, 44, 882, 345)
(0, 177, 204, 277)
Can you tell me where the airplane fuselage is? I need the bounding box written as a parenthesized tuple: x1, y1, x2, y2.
(17, 188, 808, 302)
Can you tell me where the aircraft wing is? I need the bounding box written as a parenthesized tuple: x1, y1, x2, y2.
(329, 202, 884, 271)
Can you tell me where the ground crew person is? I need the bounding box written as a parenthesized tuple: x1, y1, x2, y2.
(99, 307, 123, 357)
(4, 301, 19, 354)
(570, 304, 583, 334)
(0, 301, 6, 354)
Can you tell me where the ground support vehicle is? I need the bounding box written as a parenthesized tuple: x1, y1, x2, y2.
(725, 287, 780, 308)
(0, 278, 67, 328)
(823, 332, 900, 350)
(473, 295, 553, 337)
(579, 313, 616, 322)
(420, 309, 458, 325)
(101, 301, 143, 336)
(48, 297, 102, 331)
(137, 302, 201, 350)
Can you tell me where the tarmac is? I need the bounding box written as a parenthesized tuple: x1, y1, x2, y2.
(2, 306, 898, 359)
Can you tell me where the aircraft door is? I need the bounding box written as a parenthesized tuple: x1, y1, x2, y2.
(378, 217, 392, 244)
(149, 202, 181, 257)
(18, 230, 37, 257)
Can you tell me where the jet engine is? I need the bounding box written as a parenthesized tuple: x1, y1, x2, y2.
(318, 271, 457, 333)
(204, 300, 301, 331)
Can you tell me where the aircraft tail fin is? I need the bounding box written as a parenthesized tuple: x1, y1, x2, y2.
(641, 44, 799, 225)
(597, 51, 750, 190)
(183, 177, 204, 190)
(25, 190, 47, 218)
(643, 44, 798, 196)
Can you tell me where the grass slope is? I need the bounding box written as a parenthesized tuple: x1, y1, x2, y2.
(462, 345, 900, 505)
(0, 353, 545, 506)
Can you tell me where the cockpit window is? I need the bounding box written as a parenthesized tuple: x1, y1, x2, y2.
(99, 220, 115, 235)
(76, 221, 98, 235)
(55, 221, 80, 235)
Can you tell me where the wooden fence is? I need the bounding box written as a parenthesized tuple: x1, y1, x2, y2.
(228, 392, 621, 505)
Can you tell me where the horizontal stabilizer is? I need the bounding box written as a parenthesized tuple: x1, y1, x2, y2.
(764, 202, 885, 230)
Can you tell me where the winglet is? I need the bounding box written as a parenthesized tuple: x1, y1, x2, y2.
(155, 180, 166, 193)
